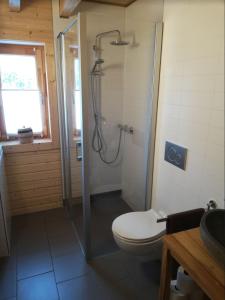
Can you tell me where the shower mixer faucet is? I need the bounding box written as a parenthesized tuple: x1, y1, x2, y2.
(118, 124, 134, 135)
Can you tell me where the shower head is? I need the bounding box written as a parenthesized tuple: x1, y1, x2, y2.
(95, 58, 105, 64)
(110, 39, 129, 46)
(93, 30, 129, 51)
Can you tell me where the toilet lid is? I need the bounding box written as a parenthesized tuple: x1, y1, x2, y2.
(112, 209, 166, 242)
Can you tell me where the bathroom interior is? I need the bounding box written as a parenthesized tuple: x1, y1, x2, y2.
(0, 0, 224, 299)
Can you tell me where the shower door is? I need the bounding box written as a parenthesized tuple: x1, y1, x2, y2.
(57, 14, 91, 259)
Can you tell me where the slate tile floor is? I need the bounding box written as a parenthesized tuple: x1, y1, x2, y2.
(72, 191, 133, 257)
(0, 208, 161, 300)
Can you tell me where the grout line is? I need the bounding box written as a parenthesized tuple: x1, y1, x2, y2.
(17, 270, 55, 282)
(56, 272, 90, 285)
(15, 227, 19, 300)
(44, 212, 61, 300)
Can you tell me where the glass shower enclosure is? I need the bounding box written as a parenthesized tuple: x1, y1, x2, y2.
(56, 14, 91, 259)
(57, 12, 163, 260)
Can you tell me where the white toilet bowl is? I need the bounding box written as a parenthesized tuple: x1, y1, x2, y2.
(112, 209, 166, 257)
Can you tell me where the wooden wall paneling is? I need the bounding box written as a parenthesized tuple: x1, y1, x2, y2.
(0, 0, 64, 215)
(5, 150, 63, 215)
(12, 201, 62, 215)
(9, 186, 62, 202)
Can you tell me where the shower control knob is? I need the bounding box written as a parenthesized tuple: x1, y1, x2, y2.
(129, 127, 134, 134)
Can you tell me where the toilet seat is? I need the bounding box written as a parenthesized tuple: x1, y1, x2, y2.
(113, 231, 163, 244)
(112, 209, 166, 243)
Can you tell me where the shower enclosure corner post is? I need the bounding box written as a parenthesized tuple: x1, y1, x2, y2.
(56, 13, 92, 260)
(56, 33, 69, 206)
(78, 12, 92, 260)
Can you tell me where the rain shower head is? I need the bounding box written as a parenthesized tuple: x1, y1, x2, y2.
(110, 39, 129, 46)
(93, 30, 129, 51)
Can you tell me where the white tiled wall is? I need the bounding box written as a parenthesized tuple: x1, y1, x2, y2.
(152, 0, 224, 214)
(121, 0, 164, 211)
(52, 1, 126, 195)
(85, 5, 126, 194)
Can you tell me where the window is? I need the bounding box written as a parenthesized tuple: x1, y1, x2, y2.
(73, 56, 82, 136)
(69, 47, 82, 138)
(0, 43, 49, 140)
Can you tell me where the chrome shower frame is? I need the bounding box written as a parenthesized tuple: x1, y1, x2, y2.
(56, 13, 91, 260)
(145, 22, 164, 210)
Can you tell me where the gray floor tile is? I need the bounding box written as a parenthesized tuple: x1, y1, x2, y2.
(46, 219, 75, 238)
(0, 265, 16, 300)
(90, 251, 131, 282)
(17, 250, 53, 280)
(90, 272, 138, 300)
(49, 231, 78, 258)
(4, 207, 160, 300)
(57, 273, 102, 300)
(138, 284, 159, 300)
(44, 208, 69, 223)
(16, 232, 49, 257)
(18, 272, 59, 300)
(53, 249, 90, 283)
(128, 259, 161, 288)
(72, 192, 132, 256)
(13, 212, 46, 234)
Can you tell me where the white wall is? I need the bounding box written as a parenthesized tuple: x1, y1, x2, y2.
(122, 0, 164, 211)
(152, 0, 224, 214)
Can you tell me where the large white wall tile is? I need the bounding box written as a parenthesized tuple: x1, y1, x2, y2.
(152, 0, 225, 213)
(121, 0, 164, 210)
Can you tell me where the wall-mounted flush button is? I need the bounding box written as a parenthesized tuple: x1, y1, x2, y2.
(164, 141, 187, 170)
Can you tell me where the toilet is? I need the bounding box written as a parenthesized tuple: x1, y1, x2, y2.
(112, 209, 166, 257)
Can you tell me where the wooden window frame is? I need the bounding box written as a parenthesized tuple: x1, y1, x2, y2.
(0, 43, 49, 141)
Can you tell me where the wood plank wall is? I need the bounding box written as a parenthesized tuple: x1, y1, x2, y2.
(4, 150, 63, 215)
(0, 0, 63, 215)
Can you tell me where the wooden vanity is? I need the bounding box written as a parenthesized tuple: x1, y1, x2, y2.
(159, 228, 225, 300)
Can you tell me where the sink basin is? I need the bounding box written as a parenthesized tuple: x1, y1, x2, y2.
(200, 209, 225, 265)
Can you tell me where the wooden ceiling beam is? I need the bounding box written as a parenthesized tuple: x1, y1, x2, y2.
(9, 0, 21, 12)
(59, 0, 137, 17)
(59, 0, 81, 18)
(83, 0, 136, 7)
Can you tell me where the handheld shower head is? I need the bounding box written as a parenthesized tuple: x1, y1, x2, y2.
(96, 58, 105, 64)
(91, 58, 105, 75)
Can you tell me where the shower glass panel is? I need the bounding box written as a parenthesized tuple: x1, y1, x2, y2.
(88, 22, 163, 258)
(57, 15, 91, 258)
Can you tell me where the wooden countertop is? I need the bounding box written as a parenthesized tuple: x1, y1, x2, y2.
(159, 228, 225, 300)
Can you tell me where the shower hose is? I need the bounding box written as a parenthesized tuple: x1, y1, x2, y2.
(90, 74, 122, 165)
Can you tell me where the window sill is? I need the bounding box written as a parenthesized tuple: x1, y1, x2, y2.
(1, 138, 58, 154)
